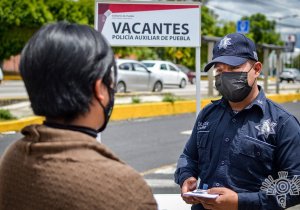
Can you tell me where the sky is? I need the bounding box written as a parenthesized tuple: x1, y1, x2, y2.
(205, 0, 300, 47)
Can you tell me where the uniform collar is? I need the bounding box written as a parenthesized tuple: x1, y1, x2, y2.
(213, 86, 266, 115)
(243, 86, 266, 115)
(211, 98, 223, 106)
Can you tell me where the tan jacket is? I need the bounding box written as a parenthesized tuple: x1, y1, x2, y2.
(0, 125, 157, 210)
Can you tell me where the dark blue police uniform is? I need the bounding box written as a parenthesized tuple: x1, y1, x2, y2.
(175, 87, 300, 210)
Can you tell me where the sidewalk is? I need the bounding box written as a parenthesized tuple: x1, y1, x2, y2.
(0, 95, 166, 119)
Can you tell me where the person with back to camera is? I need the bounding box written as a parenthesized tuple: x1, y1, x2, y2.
(174, 32, 300, 210)
(0, 21, 157, 210)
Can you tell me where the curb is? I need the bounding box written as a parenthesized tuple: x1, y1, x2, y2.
(3, 75, 22, 81)
(1, 93, 300, 133)
(0, 116, 44, 132)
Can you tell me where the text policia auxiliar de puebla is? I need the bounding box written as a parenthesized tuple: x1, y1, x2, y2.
(111, 22, 191, 41)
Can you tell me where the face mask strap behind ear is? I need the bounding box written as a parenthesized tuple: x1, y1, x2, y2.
(96, 62, 117, 133)
(97, 84, 115, 133)
(247, 62, 257, 87)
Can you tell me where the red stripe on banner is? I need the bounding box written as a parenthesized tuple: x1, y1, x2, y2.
(98, 4, 199, 14)
(98, 4, 110, 14)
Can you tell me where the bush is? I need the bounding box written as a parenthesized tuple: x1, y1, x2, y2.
(162, 93, 176, 103)
(0, 109, 16, 120)
(131, 96, 141, 104)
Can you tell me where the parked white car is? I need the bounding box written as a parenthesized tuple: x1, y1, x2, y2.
(142, 60, 188, 88)
(116, 59, 164, 93)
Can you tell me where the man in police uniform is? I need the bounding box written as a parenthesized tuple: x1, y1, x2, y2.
(174, 33, 300, 210)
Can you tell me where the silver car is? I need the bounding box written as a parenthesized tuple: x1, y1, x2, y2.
(279, 68, 300, 83)
(116, 59, 164, 93)
(142, 60, 188, 88)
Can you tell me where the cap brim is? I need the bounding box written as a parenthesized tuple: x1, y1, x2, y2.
(203, 56, 248, 72)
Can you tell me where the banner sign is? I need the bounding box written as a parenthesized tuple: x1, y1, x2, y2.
(95, 2, 201, 47)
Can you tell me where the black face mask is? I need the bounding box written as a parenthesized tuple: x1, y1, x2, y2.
(215, 68, 254, 103)
(97, 87, 115, 132)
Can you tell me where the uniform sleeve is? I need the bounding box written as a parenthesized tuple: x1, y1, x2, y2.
(174, 112, 203, 187)
(238, 116, 300, 210)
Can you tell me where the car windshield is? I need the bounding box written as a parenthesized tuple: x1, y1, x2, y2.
(143, 63, 155, 68)
(177, 65, 189, 73)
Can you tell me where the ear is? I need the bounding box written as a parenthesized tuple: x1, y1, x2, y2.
(94, 79, 106, 102)
(253, 62, 262, 76)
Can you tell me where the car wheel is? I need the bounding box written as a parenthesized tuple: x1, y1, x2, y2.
(152, 81, 163, 92)
(179, 79, 187, 88)
(117, 81, 126, 93)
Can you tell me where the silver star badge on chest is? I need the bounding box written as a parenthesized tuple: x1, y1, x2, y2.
(255, 119, 277, 138)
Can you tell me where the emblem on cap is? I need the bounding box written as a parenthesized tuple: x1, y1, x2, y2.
(218, 36, 232, 49)
(253, 51, 258, 60)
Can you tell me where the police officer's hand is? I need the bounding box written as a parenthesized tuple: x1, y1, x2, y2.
(196, 187, 238, 210)
(181, 177, 199, 205)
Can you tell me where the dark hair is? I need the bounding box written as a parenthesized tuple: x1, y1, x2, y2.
(20, 21, 115, 121)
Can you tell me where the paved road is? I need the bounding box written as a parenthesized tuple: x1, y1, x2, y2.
(0, 80, 28, 99)
(102, 113, 195, 173)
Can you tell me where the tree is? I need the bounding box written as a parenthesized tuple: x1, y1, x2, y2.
(0, 0, 94, 63)
(211, 13, 282, 45)
(114, 47, 159, 61)
(242, 13, 282, 45)
(0, 0, 53, 62)
(241, 13, 283, 63)
(214, 21, 236, 37)
(201, 6, 218, 36)
(44, 0, 94, 25)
